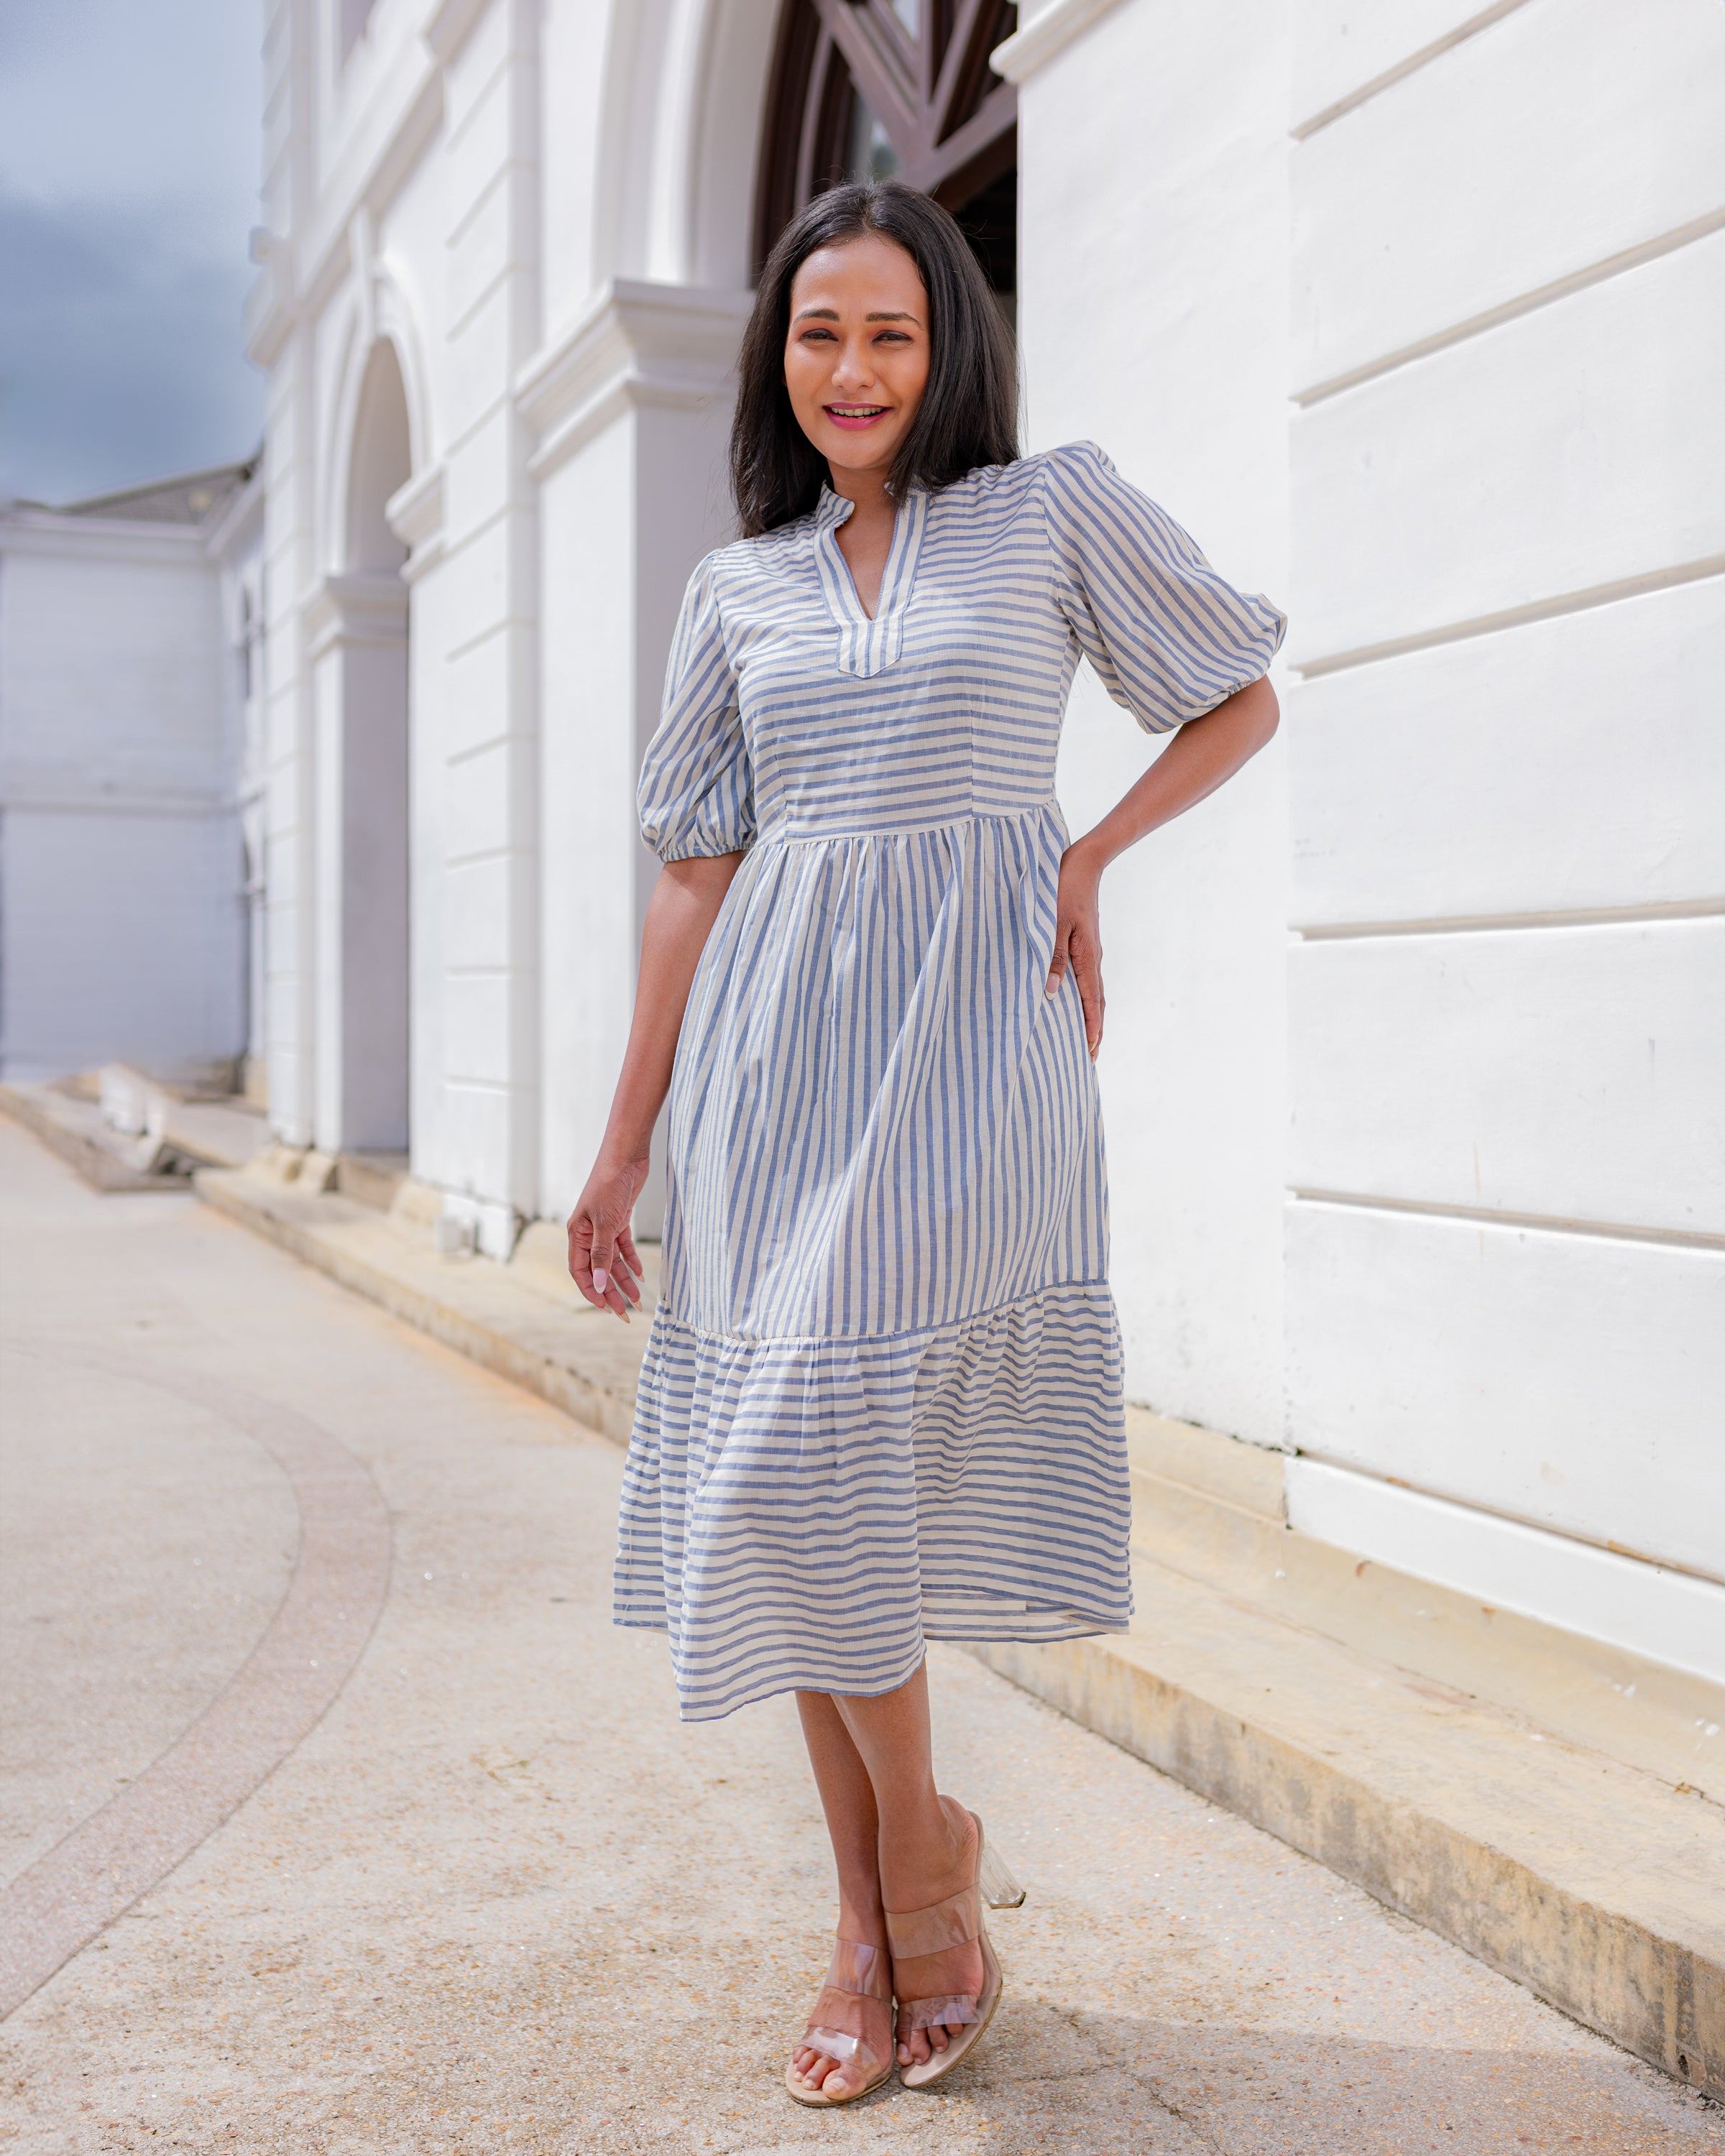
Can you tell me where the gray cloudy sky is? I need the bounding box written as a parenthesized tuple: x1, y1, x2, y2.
(0, 0, 264, 505)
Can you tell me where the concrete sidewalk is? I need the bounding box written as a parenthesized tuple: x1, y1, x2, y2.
(185, 1149, 1725, 2106)
(3, 1116, 1721, 2153)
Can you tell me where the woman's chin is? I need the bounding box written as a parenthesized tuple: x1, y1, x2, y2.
(817, 430, 901, 475)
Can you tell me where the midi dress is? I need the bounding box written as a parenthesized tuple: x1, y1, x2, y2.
(614, 441, 1287, 1723)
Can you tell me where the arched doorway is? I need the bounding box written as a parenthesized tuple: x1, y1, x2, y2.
(754, 0, 1019, 302)
(334, 340, 412, 1156)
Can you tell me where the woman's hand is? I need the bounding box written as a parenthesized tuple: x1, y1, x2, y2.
(1046, 837, 1106, 1059)
(566, 1150, 651, 1319)
(562, 851, 745, 1322)
(1050, 678, 1280, 1064)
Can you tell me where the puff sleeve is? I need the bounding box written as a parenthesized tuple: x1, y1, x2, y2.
(637, 553, 755, 862)
(1040, 441, 1287, 734)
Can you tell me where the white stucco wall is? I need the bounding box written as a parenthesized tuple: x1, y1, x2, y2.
(0, 510, 254, 1084)
(1000, 0, 1725, 1671)
(1278, 0, 1725, 1662)
(1013, 0, 1295, 1449)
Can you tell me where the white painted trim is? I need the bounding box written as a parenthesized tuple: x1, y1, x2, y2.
(385, 462, 443, 548)
(1291, 555, 1725, 679)
(1294, 208, 1725, 408)
(1292, 0, 1537, 141)
(514, 278, 753, 481)
(1285, 1457, 1725, 1685)
(1289, 1189, 1725, 1258)
(990, 0, 1131, 83)
(1295, 898, 1725, 943)
(202, 466, 267, 562)
(0, 513, 209, 565)
(303, 571, 408, 659)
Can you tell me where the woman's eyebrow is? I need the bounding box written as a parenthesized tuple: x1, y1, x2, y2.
(790, 306, 924, 324)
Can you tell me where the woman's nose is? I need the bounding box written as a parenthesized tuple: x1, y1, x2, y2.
(831, 340, 875, 390)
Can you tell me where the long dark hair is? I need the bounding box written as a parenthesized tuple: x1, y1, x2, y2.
(730, 180, 1019, 538)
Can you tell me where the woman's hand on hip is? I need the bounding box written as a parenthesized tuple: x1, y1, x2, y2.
(1046, 838, 1105, 1059)
(567, 1150, 650, 1319)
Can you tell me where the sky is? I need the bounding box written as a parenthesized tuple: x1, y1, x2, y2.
(0, 0, 265, 506)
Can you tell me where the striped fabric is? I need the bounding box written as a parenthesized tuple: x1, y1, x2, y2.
(615, 441, 1286, 1722)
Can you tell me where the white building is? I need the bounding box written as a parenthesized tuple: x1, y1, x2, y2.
(0, 463, 265, 1091)
(244, 0, 1724, 1674)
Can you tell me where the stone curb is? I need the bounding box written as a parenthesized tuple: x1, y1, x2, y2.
(0, 1084, 175, 1193)
(974, 1605, 1724, 2103)
(191, 1161, 1724, 2102)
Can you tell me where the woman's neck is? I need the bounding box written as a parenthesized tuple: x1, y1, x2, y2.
(827, 462, 896, 522)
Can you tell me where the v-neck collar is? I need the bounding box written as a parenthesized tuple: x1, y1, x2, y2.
(813, 482, 929, 678)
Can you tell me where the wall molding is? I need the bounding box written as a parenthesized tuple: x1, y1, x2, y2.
(385, 464, 446, 584)
(1290, 554, 1725, 680)
(1289, 1188, 1725, 1258)
(514, 278, 755, 482)
(303, 571, 410, 660)
(1292, 0, 1537, 141)
(990, 0, 1131, 84)
(0, 512, 209, 566)
(1294, 208, 1725, 408)
(1294, 897, 1725, 944)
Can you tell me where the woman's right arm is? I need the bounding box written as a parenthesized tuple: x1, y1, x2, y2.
(566, 851, 744, 1317)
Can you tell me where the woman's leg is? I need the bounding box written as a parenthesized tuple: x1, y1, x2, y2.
(834, 1664, 986, 2068)
(788, 1690, 891, 2096)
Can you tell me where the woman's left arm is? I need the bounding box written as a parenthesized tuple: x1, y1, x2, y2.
(1045, 674, 1280, 1057)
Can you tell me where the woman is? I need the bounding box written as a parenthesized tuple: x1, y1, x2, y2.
(566, 180, 1284, 2104)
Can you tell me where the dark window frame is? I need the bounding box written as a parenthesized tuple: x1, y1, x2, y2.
(753, 0, 1019, 285)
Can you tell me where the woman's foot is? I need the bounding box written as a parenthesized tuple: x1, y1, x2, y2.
(786, 1934, 893, 2103)
(887, 1797, 987, 2070)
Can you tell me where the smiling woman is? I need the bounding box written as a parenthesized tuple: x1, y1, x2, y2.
(732, 184, 1017, 540)
(566, 175, 1284, 2113)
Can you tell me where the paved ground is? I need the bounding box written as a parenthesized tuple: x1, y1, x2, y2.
(1, 1118, 1720, 2155)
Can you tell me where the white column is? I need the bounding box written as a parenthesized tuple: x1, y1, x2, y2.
(520, 279, 753, 1230)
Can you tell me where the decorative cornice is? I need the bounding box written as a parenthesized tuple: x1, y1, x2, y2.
(514, 280, 755, 482)
(385, 465, 446, 584)
(246, 58, 445, 371)
(990, 0, 1131, 83)
(303, 571, 410, 658)
(203, 463, 267, 562)
(0, 510, 211, 563)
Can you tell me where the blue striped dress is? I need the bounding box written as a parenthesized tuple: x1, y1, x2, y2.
(614, 441, 1286, 1721)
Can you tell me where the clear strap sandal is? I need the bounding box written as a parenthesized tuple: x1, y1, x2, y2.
(783, 1937, 894, 2106)
(886, 1807, 1024, 2091)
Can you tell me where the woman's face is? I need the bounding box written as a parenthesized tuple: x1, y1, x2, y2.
(783, 233, 931, 484)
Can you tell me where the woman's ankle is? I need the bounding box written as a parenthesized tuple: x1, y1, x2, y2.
(878, 1792, 973, 1912)
(834, 1889, 888, 1946)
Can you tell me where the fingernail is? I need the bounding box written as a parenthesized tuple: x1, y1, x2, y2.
(1044, 977, 1057, 996)
(594, 1268, 608, 1294)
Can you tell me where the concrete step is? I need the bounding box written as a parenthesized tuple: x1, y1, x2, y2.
(188, 1156, 1725, 2100)
(334, 1150, 410, 1212)
(0, 1083, 192, 1191)
(1123, 1411, 1720, 1797)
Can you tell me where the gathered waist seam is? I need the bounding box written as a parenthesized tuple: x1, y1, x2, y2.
(649, 1274, 1113, 1351)
(755, 801, 1062, 848)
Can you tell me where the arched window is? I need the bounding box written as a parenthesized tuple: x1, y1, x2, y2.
(755, 1, 1018, 298)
